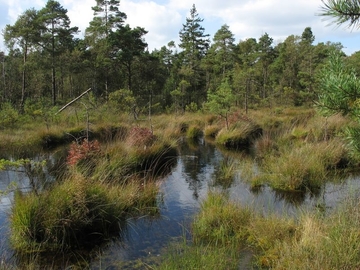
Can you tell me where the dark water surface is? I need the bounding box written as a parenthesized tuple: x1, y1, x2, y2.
(0, 140, 359, 269)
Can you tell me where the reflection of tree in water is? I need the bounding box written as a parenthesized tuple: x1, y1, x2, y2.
(14, 218, 130, 269)
(211, 156, 236, 189)
(180, 139, 220, 199)
(273, 187, 321, 207)
(22, 147, 69, 194)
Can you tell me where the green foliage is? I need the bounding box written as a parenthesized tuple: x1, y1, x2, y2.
(0, 102, 19, 128)
(316, 51, 360, 158)
(0, 159, 46, 171)
(0, 1, 346, 114)
(185, 102, 198, 112)
(205, 79, 234, 129)
(24, 98, 52, 118)
(171, 80, 189, 113)
(37, 0, 79, 105)
(108, 89, 135, 113)
(317, 51, 360, 117)
(319, 0, 360, 29)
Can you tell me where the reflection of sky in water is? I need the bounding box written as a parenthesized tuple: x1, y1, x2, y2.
(90, 142, 360, 268)
(1, 142, 360, 268)
(0, 169, 31, 211)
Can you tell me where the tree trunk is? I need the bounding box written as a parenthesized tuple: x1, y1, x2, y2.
(20, 43, 28, 113)
(51, 19, 56, 105)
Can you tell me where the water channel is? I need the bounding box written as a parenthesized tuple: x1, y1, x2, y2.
(0, 139, 359, 269)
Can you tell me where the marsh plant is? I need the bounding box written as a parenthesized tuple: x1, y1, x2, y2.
(10, 173, 159, 253)
(212, 157, 237, 188)
(9, 124, 177, 256)
(215, 120, 262, 150)
(161, 190, 360, 269)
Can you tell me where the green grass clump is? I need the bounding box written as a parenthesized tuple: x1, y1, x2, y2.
(215, 122, 262, 150)
(212, 157, 237, 188)
(192, 191, 252, 246)
(204, 125, 221, 138)
(257, 139, 348, 191)
(247, 214, 297, 268)
(186, 125, 203, 140)
(159, 189, 360, 270)
(10, 175, 158, 253)
(158, 240, 241, 270)
(159, 191, 297, 269)
(269, 195, 360, 270)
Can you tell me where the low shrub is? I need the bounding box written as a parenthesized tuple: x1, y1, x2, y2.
(66, 139, 101, 166)
(0, 102, 20, 129)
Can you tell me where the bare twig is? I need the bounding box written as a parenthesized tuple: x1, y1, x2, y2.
(56, 88, 92, 114)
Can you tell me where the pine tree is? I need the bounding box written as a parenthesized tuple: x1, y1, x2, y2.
(85, 0, 127, 99)
(38, 0, 78, 105)
(4, 9, 41, 111)
(178, 4, 210, 107)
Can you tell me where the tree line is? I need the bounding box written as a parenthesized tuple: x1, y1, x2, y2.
(0, 0, 357, 116)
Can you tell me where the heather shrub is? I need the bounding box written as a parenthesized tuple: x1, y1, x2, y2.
(66, 139, 101, 166)
(126, 127, 156, 148)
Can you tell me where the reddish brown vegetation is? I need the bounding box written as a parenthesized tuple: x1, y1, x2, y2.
(67, 139, 101, 166)
(126, 127, 156, 147)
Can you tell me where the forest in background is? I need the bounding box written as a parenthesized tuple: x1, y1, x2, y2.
(0, 0, 357, 117)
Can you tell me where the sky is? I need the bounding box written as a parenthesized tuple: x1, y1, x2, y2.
(0, 0, 359, 55)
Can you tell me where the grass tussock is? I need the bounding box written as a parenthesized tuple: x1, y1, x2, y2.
(158, 240, 241, 270)
(160, 190, 360, 269)
(192, 191, 252, 246)
(151, 113, 206, 139)
(255, 138, 348, 191)
(270, 195, 360, 270)
(212, 157, 237, 188)
(204, 124, 222, 138)
(9, 122, 178, 255)
(10, 174, 159, 253)
(186, 125, 203, 140)
(248, 109, 353, 192)
(215, 121, 262, 150)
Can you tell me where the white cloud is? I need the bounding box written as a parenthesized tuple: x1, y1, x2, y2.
(64, 0, 93, 38)
(0, 0, 359, 55)
(1, 0, 45, 22)
(122, 0, 182, 50)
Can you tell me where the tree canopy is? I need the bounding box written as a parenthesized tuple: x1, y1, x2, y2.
(0, 1, 356, 117)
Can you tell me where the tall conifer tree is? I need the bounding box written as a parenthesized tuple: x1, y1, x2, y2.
(178, 4, 210, 107)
